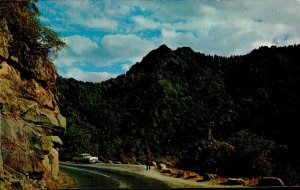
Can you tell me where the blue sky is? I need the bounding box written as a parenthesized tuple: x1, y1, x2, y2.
(37, 0, 300, 82)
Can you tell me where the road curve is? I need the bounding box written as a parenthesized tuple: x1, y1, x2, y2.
(60, 163, 170, 189)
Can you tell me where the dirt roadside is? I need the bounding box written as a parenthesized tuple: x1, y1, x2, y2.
(88, 162, 249, 188)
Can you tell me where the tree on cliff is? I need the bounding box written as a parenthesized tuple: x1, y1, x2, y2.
(0, 0, 65, 60)
(1, 1, 66, 188)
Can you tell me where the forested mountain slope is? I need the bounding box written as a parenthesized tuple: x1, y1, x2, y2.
(57, 44, 300, 185)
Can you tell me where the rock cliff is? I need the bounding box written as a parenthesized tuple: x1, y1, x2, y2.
(0, 17, 66, 188)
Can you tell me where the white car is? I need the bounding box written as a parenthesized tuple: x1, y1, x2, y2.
(73, 153, 99, 164)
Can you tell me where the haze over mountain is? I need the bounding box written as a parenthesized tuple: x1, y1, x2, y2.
(58, 44, 300, 186)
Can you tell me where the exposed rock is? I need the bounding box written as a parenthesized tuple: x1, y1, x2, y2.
(48, 136, 63, 146)
(183, 172, 200, 180)
(175, 171, 185, 178)
(9, 56, 19, 63)
(42, 155, 51, 173)
(159, 167, 203, 182)
(0, 17, 66, 188)
(152, 161, 157, 167)
(257, 177, 285, 186)
(222, 178, 245, 185)
(0, 19, 11, 60)
(3, 164, 27, 179)
(0, 149, 3, 177)
(41, 136, 63, 154)
(203, 173, 218, 181)
(0, 181, 5, 189)
(11, 179, 29, 190)
(161, 169, 173, 174)
(48, 148, 59, 179)
(158, 163, 167, 170)
(118, 154, 136, 164)
(42, 139, 53, 154)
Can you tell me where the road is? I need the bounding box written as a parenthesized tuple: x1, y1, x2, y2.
(60, 163, 170, 189)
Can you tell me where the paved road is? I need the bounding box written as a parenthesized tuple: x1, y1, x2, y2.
(60, 163, 170, 189)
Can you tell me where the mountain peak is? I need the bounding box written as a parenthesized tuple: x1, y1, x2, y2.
(145, 44, 172, 58)
(177, 46, 193, 50)
(175, 46, 195, 53)
(126, 44, 172, 75)
(158, 44, 170, 50)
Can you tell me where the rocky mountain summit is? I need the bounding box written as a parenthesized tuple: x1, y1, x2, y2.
(0, 16, 66, 189)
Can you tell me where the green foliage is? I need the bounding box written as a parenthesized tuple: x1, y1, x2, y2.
(38, 26, 66, 59)
(227, 130, 275, 177)
(58, 44, 300, 185)
(0, 0, 66, 60)
(177, 139, 235, 174)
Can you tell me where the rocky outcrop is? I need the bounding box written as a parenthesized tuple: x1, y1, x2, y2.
(257, 177, 285, 186)
(0, 18, 66, 188)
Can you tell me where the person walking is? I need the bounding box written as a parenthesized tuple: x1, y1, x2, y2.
(146, 152, 153, 170)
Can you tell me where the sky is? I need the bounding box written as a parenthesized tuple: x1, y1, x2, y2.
(37, 0, 300, 83)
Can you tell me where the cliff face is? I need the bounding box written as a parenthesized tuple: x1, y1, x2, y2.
(0, 18, 66, 188)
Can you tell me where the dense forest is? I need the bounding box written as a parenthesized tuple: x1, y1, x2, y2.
(57, 44, 300, 185)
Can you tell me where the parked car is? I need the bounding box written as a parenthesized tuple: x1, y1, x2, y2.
(72, 153, 99, 164)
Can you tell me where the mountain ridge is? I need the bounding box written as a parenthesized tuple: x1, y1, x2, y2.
(58, 43, 300, 185)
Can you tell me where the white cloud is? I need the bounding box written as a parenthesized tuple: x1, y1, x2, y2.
(64, 35, 98, 55)
(199, 4, 219, 15)
(40, 16, 50, 22)
(102, 34, 157, 58)
(134, 0, 203, 21)
(121, 63, 132, 72)
(54, 55, 77, 68)
(61, 68, 119, 83)
(38, 0, 300, 82)
(132, 16, 161, 30)
(53, 35, 104, 71)
(159, 29, 200, 49)
(103, 1, 131, 16)
(80, 18, 119, 30)
(39, 0, 120, 31)
(250, 41, 273, 50)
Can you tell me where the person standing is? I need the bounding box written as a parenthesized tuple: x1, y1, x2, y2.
(146, 152, 153, 170)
